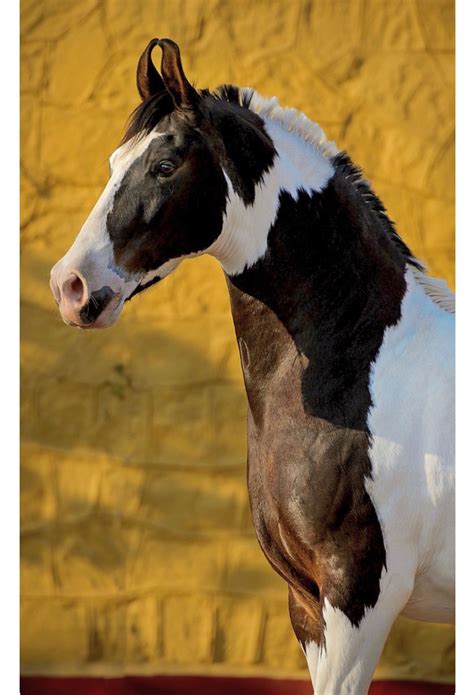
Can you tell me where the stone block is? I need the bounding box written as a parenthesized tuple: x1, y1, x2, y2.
(340, 53, 453, 141)
(127, 269, 186, 324)
(436, 53, 455, 87)
(20, 598, 89, 668)
(121, 318, 219, 389)
(225, 537, 287, 597)
(152, 383, 210, 427)
(418, 0, 454, 51)
(21, 41, 47, 95)
(95, 384, 152, 461)
(40, 104, 120, 186)
(294, 0, 363, 71)
(105, 0, 160, 45)
(128, 534, 225, 593)
(54, 517, 139, 595)
(21, 0, 99, 42)
(46, 11, 107, 105)
(21, 97, 42, 184)
(92, 51, 138, 114)
(151, 383, 217, 465)
(363, 0, 425, 50)
(214, 596, 264, 665)
(125, 595, 161, 663)
(261, 601, 306, 671)
(151, 421, 216, 467)
(139, 470, 248, 533)
(162, 595, 215, 664)
(425, 133, 455, 202)
(99, 463, 147, 518)
(88, 601, 127, 664)
(21, 532, 56, 596)
(36, 378, 96, 449)
(171, 257, 231, 318)
(20, 173, 38, 231)
(55, 451, 104, 518)
(20, 444, 56, 528)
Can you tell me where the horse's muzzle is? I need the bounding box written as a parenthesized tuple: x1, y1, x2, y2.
(50, 264, 122, 329)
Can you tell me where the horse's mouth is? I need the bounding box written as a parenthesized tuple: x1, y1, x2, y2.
(125, 275, 162, 301)
(62, 289, 123, 330)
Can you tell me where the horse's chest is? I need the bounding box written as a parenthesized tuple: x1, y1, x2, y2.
(246, 410, 387, 624)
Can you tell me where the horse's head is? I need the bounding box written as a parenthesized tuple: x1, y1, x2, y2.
(50, 38, 276, 329)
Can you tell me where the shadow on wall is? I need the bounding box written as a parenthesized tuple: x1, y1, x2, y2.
(21, 247, 305, 671)
(20, 251, 455, 679)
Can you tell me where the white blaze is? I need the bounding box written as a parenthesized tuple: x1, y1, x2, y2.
(54, 132, 167, 294)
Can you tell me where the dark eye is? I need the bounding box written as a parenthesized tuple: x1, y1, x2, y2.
(155, 160, 176, 176)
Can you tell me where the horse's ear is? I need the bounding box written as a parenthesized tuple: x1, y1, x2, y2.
(157, 38, 199, 110)
(137, 39, 166, 101)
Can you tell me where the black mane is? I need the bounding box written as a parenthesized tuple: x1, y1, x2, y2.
(331, 151, 423, 272)
(122, 83, 253, 144)
(122, 90, 175, 143)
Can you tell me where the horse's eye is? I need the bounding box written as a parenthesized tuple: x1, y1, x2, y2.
(155, 160, 176, 176)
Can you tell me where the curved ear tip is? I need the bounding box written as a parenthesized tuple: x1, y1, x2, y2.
(157, 38, 180, 51)
(145, 37, 160, 50)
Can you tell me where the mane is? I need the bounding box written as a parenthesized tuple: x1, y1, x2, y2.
(230, 89, 455, 314)
(212, 85, 339, 160)
(330, 150, 425, 271)
(330, 151, 454, 313)
(410, 267, 455, 314)
(122, 85, 455, 314)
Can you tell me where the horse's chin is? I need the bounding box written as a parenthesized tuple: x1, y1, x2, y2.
(60, 299, 124, 330)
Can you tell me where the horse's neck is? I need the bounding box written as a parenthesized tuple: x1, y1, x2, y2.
(224, 151, 413, 430)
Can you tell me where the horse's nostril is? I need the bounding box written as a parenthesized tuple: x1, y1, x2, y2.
(69, 275, 83, 301)
(62, 273, 85, 305)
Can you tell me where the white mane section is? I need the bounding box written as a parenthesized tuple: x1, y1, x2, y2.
(411, 267, 455, 314)
(241, 88, 339, 160)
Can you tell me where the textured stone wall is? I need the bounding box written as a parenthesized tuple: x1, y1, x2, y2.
(21, 0, 455, 682)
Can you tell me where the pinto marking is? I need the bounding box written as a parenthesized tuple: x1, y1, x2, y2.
(50, 130, 168, 326)
(208, 127, 334, 276)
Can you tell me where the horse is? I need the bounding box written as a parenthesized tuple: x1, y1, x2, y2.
(50, 39, 455, 694)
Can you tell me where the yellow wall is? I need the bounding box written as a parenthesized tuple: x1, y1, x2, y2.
(21, 0, 455, 682)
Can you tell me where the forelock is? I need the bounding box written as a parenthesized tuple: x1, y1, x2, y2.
(121, 91, 175, 144)
(122, 84, 253, 146)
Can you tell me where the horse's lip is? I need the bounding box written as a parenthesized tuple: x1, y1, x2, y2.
(125, 275, 162, 301)
(63, 294, 123, 329)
